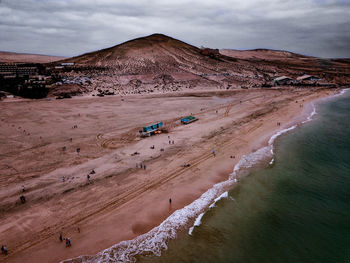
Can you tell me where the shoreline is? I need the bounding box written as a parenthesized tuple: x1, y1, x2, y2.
(1, 88, 343, 263)
(62, 88, 343, 263)
(187, 90, 347, 238)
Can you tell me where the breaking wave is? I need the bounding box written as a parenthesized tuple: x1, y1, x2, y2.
(188, 213, 204, 235)
(334, 88, 349, 97)
(188, 191, 229, 235)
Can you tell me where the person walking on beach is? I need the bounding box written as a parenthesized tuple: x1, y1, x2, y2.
(212, 149, 216, 157)
(20, 195, 26, 204)
(59, 233, 63, 242)
(21, 185, 25, 192)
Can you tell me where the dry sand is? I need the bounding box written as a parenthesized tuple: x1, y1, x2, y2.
(0, 87, 336, 262)
(0, 51, 65, 63)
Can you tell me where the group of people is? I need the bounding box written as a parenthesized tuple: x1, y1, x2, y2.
(168, 136, 174, 145)
(136, 163, 146, 170)
(59, 233, 71, 247)
(1, 245, 8, 255)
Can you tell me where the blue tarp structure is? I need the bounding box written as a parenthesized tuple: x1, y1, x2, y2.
(142, 122, 163, 133)
(181, 115, 197, 124)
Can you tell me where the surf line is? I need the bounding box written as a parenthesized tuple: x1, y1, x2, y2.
(188, 96, 328, 236)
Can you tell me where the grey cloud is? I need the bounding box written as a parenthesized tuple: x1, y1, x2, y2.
(0, 0, 349, 58)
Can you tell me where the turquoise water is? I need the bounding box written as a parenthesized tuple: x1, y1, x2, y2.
(140, 91, 350, 263)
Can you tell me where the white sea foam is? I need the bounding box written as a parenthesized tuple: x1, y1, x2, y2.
(228, 123, 299, 181)
(334, 88, 349, 97)
(189, 191, 229, 235)
(268, 125, 297, 152)
(209, 191, 228, 209)
(62, 93, 337, 263)
(188, 213, 204, 235)
(229, 145, 272, 180)
(308, 104, 317, 121)
(301, 103, 317, 124)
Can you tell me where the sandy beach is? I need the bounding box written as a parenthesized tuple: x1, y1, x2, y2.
(0, 87, 336, 262)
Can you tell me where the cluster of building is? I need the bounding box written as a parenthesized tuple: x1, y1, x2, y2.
(53, 62, 75, 70)
(0, 63, 40, 78)
(0, 63, 52, 98)
(0, 62, 90, 98)
(273, 75, 322, 86)
(57, 76, 91, 86)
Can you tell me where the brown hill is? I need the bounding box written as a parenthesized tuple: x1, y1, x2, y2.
(0, 51, 65, 63)
(66, 33, 242, 75)
(56, 34, 350, 96)
(61, 34, 266, 95)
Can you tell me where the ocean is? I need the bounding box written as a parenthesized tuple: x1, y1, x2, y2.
(138, 90, 350, 263)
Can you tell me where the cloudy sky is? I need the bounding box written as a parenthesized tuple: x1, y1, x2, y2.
(0, 0, 349, 58)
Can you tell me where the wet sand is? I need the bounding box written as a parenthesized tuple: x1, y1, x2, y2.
(0, 88, 334, 262)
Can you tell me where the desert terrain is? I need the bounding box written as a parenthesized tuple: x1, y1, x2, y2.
(1, 34, 350, 263)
